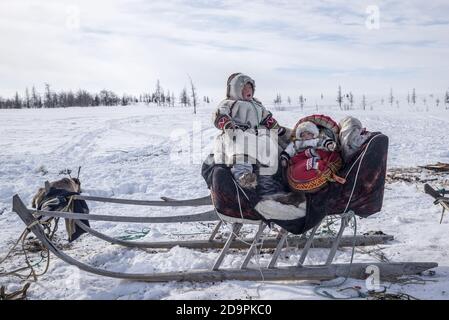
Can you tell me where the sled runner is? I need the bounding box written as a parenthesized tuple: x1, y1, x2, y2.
(424, 183, 449, 223)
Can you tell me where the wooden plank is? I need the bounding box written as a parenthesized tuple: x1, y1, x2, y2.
(74, 194, 212, 207)
(145, 262, 439, 282)
(31, 208, 219, 223)
(75, 220, 394, 249)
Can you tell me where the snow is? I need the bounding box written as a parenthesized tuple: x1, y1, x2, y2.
(1, 103, 449, 300)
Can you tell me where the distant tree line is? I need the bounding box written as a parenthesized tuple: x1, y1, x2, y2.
(272, 86, 449, 111)
(0, 79, 211, 110)
(0, 84, 138, 109)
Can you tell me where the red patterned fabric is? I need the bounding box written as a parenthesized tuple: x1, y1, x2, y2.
(287, 149, 342, 193)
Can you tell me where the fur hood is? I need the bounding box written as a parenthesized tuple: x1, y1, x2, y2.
(339, 116, 369, 161)
(226, 73, 256, 100)
(295, 121, 319, 139)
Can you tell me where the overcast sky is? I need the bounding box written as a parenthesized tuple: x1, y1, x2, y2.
(1, 0, 448, 102)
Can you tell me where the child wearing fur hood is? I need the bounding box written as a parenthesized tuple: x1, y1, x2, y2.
(281, 121, 337, 168)
(213, 73, 290, 190)
(213, 73, 285, 134)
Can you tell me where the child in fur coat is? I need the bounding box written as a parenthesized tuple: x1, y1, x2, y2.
(213, 73, 289, 190)
(281, 121, 337, 168)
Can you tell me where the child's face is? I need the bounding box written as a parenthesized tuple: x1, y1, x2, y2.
(241, 83, 253, 101)
(300, 131, 315, 140)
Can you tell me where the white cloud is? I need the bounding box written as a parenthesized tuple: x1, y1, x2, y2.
(0, 0, 448, 102)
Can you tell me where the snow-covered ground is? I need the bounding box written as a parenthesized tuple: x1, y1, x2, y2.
(1, 103, 448, 300)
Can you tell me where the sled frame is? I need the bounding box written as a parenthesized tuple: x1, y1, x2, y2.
(11, 195, 437, 282)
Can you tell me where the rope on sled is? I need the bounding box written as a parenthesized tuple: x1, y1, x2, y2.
(0, 220, 52, 286)
(313, 135, 379, 299)
(0, 195, 76, 298)
(116, 228, 151, 241)
(327, 286, 420, 300)
(0, 282, 31, 300)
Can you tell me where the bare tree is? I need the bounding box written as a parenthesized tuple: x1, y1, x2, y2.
(44, 83, 53, 108)
(13, 92, 22, 109)
(154, 80, 162, 106)
(337, 86, 342, 110)
(299, 94, 305, 110)
(445, 90, 449, 109)
(25, 87, 30, 108)
(188, 75, 198, 114)
(171, 92, 176, 107)
(274, 94, 282, 106)
(31, 86, 39, 108)
(179, 87, 190, 107)
(389, 88, 394, 107)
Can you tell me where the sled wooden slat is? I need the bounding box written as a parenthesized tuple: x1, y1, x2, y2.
(32, 208, 219, 223)
(74, 194, 213, 207)
(12, 195, 438, 283)
(75, 220, 394, 249)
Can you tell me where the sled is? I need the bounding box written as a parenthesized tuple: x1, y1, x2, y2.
(12, 194, 437, 283)
(25, 191, 394, 250)
(424, 183, 449, 223)
(73, 193, 393, 250)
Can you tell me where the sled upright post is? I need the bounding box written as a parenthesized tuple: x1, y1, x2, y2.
(297, 221, 322, 266)
(208, 221, 223, 242)
(268, 229, 288, 268)
(297, 211, 354, 267)
(325, 211, 353, 265)
(212, 223, 242, 270)
(240, 221, 266, 269)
